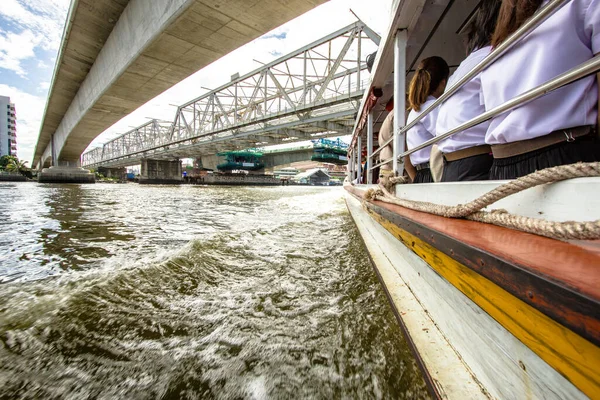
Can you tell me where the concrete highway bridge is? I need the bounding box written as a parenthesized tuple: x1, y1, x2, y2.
(33, 0, 379, 183)
(32, 0, 328, 180)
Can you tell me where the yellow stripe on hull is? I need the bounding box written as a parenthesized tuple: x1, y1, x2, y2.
(367, 207, 600, 398)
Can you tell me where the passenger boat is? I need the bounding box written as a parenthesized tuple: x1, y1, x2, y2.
(344, 0, 600, 398)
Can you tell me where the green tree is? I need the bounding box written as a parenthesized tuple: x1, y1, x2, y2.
(0, 155, 17, 170)
(5, 158, 29, 176)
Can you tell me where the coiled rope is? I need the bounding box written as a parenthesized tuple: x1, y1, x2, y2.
(364, 162, 600, 241)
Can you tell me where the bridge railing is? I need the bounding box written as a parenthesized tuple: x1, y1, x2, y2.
(82, 21, 380, 168)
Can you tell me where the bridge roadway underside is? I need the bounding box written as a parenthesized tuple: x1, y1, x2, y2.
(34, 0, 326, 170)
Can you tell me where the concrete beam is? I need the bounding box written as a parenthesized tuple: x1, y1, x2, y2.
(262, 148, 315, 168)
(199, 154, 219, 170)
(39, 142, 53, 170)
(247, 134, 279, 144)
(282, 128, 311, 139)
(313, 120, 353, 134)
(33, 0, 131, 167)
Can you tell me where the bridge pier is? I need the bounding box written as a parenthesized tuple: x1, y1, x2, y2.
(98, 167, 126, 180)
(198, 155, 218, 171)
(139, 159, 182, 185)
(38, 161, 95, 184)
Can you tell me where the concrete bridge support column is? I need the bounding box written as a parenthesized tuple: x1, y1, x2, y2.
(98, 167, 126, 180)
(38, 160, 95, 184)
(199, 155, 219, 171)
(139, 159, 182, 184)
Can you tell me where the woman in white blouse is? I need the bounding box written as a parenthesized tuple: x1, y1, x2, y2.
(480, 0, 600, 179)
(406, 56, 449, 183)
(436, 0, 500, 181)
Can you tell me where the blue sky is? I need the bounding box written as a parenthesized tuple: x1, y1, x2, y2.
(0, 0, 391, 164)
(0, 0, 69, 163)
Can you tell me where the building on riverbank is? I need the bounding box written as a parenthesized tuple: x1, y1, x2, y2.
(0, 96, 17, 157)
(293, 168, 331, 185)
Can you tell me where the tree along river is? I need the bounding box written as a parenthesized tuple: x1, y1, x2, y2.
(0, 182, 428, 399)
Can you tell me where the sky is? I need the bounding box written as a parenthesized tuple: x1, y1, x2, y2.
(0, 0, 393, 164)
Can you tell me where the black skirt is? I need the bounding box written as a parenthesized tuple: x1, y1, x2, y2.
(413, 168, 434, 183)
(442, 153, 493, 182)
(489, 133, 600, 180)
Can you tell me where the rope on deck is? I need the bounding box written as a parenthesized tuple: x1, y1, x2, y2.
(364, 162, 600, 241)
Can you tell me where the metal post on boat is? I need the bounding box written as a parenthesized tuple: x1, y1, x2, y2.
(347, 149, 353, 182)
(355, 145, 360, 181)
(357, 135, 362, 183)
(393, 29, 407, 177)
(350, 147, 355, 181)
(367, 111, 373, 184)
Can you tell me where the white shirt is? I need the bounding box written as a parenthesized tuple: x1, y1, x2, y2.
(481, 0, 599, 144)
(437, 47, 491, 153)
(407, 96, 439, 165)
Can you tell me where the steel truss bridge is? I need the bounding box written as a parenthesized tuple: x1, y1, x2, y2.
(81, 22, 380, 169)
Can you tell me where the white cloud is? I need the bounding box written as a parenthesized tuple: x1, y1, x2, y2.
(0, 29, 41, 77)
(39, 81, 50, 90)
(0, 83, 47, 163)
(0, 0, 69, 76)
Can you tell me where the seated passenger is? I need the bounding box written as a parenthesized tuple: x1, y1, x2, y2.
(481, 0, 600, 179)
(406, 56, 449, 183)
(378, 96, 419, 184)
(436, 0, 500, 181)
(377, 108, 395, 185)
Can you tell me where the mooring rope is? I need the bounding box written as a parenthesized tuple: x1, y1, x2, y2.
(364, 162, 600, 240)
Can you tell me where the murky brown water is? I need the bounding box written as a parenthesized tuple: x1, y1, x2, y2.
(0, 182, 428, 399)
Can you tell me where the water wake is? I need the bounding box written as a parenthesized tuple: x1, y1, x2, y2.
(0, 185, 427, 399)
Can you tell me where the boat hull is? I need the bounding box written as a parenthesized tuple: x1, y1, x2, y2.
(345, 189, 596, 399)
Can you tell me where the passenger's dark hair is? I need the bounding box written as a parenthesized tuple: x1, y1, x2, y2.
(465, 0, 502, 54)
(408, 56, 449, 112)
(366, 52, 377, 73)
(491, 0, 543, 47)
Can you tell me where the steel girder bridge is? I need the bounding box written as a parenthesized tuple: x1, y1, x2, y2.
(81, 21, 380, 169)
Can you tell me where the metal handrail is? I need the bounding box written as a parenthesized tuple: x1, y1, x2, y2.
(370, 140, 387, 159)
(370, 157, 394, 171)
(372, 0, 570, 153)
(368, 54, 600, 170)
(399, 54, 600, 158)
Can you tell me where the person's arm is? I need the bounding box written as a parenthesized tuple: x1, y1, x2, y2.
(404, 136, 417, 182)
(404, 156, 416, 181)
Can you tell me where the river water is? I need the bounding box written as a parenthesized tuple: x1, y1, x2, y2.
(0, 182, 428, 399)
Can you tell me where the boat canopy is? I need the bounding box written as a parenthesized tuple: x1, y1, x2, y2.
(348, 0, 600, 182)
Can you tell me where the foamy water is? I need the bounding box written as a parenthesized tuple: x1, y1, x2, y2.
(0, 183, 428, 399)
